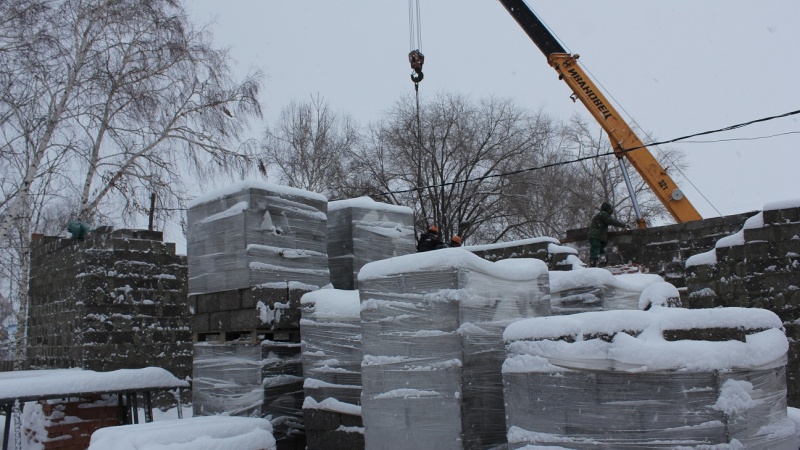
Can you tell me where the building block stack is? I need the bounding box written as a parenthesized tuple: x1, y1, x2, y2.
(502, 307, 797, 449)
(188, 180, 328, 445)
(357, 250, 550, 449)
(27, 229, 191, 381)
(327, 197, 415, 290)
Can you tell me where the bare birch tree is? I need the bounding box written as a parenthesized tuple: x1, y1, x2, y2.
(0, 0, 263, 364)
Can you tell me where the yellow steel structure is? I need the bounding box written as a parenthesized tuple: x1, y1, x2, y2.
(548, 54, 702, 224)
(498, 0, 702, 224)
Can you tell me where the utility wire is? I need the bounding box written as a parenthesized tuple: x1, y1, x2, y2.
(378, 108, 800, 196)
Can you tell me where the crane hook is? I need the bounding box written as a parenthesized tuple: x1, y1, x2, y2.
(409, 50, 424, 83)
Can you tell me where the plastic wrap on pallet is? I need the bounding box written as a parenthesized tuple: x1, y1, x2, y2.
(502, 306, 798, 449)
(327, 197, 415, 290)
(357, 249, 551, 450)
(301, 288, 363, 406)
(192, 344, 267, 417)
(192, 341, 304, 441)
(548, 268, 665, 314)
(187, 180, 329, 294)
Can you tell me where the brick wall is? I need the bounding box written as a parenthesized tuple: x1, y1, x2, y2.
(25, 396, 119, 450)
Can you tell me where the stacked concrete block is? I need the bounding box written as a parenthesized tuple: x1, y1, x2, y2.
(502, 307, 797, 449)
(187, 180, 329, 294)
(358, 250, 550, 449)
(685, 200, 800, 406)
(548, 268, 665, 314)
(187, 180, 330, 448)
(300, 289, 364, 449)
(327, 198, 415, 290)
(27, 229, 191, 383)
(563, 211, 756, 288)
(192, 339, 304, 439)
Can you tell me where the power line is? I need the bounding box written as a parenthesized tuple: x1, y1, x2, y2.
(378, 108, 800, 197)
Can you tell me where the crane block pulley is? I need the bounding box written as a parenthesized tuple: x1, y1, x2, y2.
(409, 50, 424, 83)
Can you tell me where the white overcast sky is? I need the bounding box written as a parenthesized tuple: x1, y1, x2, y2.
(186, 0, 800, 221)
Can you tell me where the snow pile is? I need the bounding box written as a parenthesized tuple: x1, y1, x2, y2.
(327, 197, 415, 290)
(88, 416, 275, 450)
(358, 250, 550, 449)
(187, 181, 330, 294)
(502, 306, 797, 449)
(548, 268, 665, 314)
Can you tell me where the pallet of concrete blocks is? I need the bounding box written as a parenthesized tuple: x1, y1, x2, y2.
(357, 249, 551, 450)
(502, 306, 798, 449)
(327, 197, 415, 290)
(192, 340, 304, 444)
(187, 179, 330, 294)
(300, 289, 365, 450)
(548, 267, 666, 315)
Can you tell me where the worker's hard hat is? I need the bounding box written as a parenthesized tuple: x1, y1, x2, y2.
(428, 225, 439, 234)
(451, 235, 462, 245)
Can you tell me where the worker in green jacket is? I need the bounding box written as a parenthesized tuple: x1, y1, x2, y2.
(588, 202, 629, 267)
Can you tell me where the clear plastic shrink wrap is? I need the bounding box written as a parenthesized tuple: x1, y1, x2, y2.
(301, 289, 363, 406)
(357, 249, 551, 450)
(327, 198, 415, 290)
(502, 307, 798, 449)
(301, 289, 365, 449)
(187, 180, 330, 294)
(549, 268, 665, 314)
(192, 341, 304, 440)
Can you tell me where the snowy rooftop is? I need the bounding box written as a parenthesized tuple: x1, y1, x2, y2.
(358, 248, 549, 281)
(0, 367, 189, 403)
(328, 196, 412, 214)
(187, 178, 327, 208)
(88, 416, 275, 450)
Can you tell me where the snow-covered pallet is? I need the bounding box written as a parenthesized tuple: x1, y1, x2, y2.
(187, 180, 330, 294)
(327, 197, 415, 290)
(502, 307, 798, 449)
(300, 289, 365, 449)
(357, 250, 550, 449)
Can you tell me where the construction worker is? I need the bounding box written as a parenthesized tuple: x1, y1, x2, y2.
(588, 202, 629, 267)
(436, 234, 462, 249)
(417, 225, 443, 252)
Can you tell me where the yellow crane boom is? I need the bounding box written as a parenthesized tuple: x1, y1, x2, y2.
(498, 0, 702, 224)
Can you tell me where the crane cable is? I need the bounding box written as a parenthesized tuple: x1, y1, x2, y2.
(408, 0, 424, 88)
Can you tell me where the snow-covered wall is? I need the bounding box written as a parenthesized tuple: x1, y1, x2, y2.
(27, 229, 191, 388)
(685, 199, 800, 407)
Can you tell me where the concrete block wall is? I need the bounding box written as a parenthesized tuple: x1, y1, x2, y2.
(27, 229, 191, 382)
(685, 204, 800, 406)
(563, 212, 756, 287)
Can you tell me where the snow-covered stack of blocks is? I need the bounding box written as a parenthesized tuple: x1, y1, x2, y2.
(357, 250, 551, 449)
(300, 289, 365, 449)
(502, 307, 798, 449)
(187, 180, 330, 295)
(548, 268, 665, 315)
(327, 198, 415, 290)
